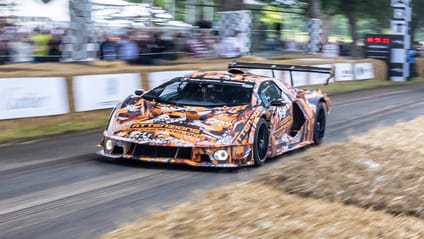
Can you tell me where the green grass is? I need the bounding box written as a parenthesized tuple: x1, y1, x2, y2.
(0, 113, 110, 144)
(1, 77, 423, 144)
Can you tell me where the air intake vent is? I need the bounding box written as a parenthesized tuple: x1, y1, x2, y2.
(133, 144, 192, 160)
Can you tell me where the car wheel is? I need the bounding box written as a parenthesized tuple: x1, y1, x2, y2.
(253, 118, 269, 166)
(313, 102, 326, 145)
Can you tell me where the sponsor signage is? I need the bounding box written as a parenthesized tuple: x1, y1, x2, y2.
(0, 77, 69, 120)
(282, 71, 308, 87)
(334, 63, 354, 81)
(148, 71, 195, 89)
(309, 64, 333, 85)
(73, 73, 141, 112)
(354, 63, 375, 80)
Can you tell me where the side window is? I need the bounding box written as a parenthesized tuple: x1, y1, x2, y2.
(258, 81, 282, 107)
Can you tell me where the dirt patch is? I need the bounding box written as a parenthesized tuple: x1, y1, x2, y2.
(100, 183, 424, 239)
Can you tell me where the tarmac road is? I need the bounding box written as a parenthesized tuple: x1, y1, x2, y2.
(1, 83, 424, 239)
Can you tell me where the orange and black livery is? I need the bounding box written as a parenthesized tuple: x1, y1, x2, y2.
(97, 62, 332, 167)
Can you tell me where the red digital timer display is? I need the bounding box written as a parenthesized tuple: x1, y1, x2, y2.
(366, 37, 390, 44)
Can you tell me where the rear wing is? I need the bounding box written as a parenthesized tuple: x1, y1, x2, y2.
(228, 61, 334, 87)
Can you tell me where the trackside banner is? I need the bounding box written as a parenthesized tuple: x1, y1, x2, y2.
(73, 73, 141, 112)
(354, 62, 375, 80)
(0, 77, 69, 120)
(334, 63, 355, 81)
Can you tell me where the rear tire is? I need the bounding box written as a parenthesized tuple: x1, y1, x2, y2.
(253, 118, 269, 166)
(313, 102, 326, 145)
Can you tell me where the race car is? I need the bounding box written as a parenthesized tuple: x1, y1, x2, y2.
(97, 62, 332, 167)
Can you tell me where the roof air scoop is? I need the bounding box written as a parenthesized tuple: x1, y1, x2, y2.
(228, 68, 245, 74)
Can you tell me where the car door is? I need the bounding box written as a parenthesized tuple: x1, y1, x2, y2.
(257, 81, 292, 153)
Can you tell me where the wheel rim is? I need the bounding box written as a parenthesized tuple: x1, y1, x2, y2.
(256, 124, 268, 160)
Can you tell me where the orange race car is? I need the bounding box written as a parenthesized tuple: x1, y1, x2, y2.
(97, 62, 332, 167)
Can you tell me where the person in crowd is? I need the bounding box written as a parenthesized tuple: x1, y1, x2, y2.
(413, 41, 423, 57)
(186, 31, 209, 58)
(209, 30, 222, 58)
(258, 21, 267, 50)
(158, 32, 177, 61)
(146, 32, 164, 64)
(30, 28, 52, 63)
(0, 29, 8, 64)
(201, 30, 218, 58)
(8, 33, 33, 63)
(118, 33, 139, 64)
(136, 31, 154, 65)
(99, 35, 119, 61)
(407, 48, 417, 79)
(173, 32, 187, 58)
(235, 31, 249, 56)
(46, 33, 62, 62)
(217, 31, 241, 58)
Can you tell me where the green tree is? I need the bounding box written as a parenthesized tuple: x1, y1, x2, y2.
(411, 0, 424, 43)
(318, 0, 390, 56)
(308, 0, 321, 18)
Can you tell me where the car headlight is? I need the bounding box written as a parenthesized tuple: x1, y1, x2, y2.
(105, 139, 114, 151)
(213, 150, 228, 161)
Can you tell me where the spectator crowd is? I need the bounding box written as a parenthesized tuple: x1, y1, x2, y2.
(2, 22, 422, 65)
(0, 23, 252, 65)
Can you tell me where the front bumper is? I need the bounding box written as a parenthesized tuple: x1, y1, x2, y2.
(96, 149, 250, 168)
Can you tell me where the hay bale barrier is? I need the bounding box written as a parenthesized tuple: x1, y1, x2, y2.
(257, 116, 424, 218)
(100, 183, 424, 239)
(99, 116, 424, 238)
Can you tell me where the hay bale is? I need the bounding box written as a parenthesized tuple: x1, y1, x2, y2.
(100, 183, 424, 239)
(90, 60, 127, 68)
(257, 116, 424, 218)
(416, 57, 424, 77)
(368, 58, 388, 81)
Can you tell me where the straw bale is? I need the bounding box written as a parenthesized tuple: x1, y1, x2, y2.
(350, 117, 424, 154)
(415, 57, 424, 77)
(100, 183, 424, 239)
(257, 116, 424, 218)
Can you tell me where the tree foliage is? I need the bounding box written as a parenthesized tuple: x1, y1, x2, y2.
(411, 0, 424, 42)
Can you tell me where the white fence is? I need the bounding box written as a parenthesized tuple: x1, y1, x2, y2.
(0, 62, 374, 120)
(73, 73, 141, 112)
(0, 77, 69, 120)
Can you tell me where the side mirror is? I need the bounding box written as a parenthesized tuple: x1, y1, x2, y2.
(270, 99, 289, 107)
(135, 89, 145, 96)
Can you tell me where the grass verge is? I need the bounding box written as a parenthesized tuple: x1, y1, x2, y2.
(0, 111, 110, 144)
(1, 77, 423, 145)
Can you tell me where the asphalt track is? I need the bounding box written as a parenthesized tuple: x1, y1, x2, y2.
(1, 83, 424, 239)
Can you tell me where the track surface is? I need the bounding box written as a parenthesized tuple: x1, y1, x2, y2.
(1, 83, 424, 239)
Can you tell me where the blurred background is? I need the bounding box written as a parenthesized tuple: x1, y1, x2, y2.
(0, 0, 423, 64)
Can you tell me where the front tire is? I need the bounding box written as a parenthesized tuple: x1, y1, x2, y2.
(313, 102, 326, 145)
(253, 118, 269, 166)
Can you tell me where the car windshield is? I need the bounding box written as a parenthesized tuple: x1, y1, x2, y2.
(142, 78, 254, 107)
